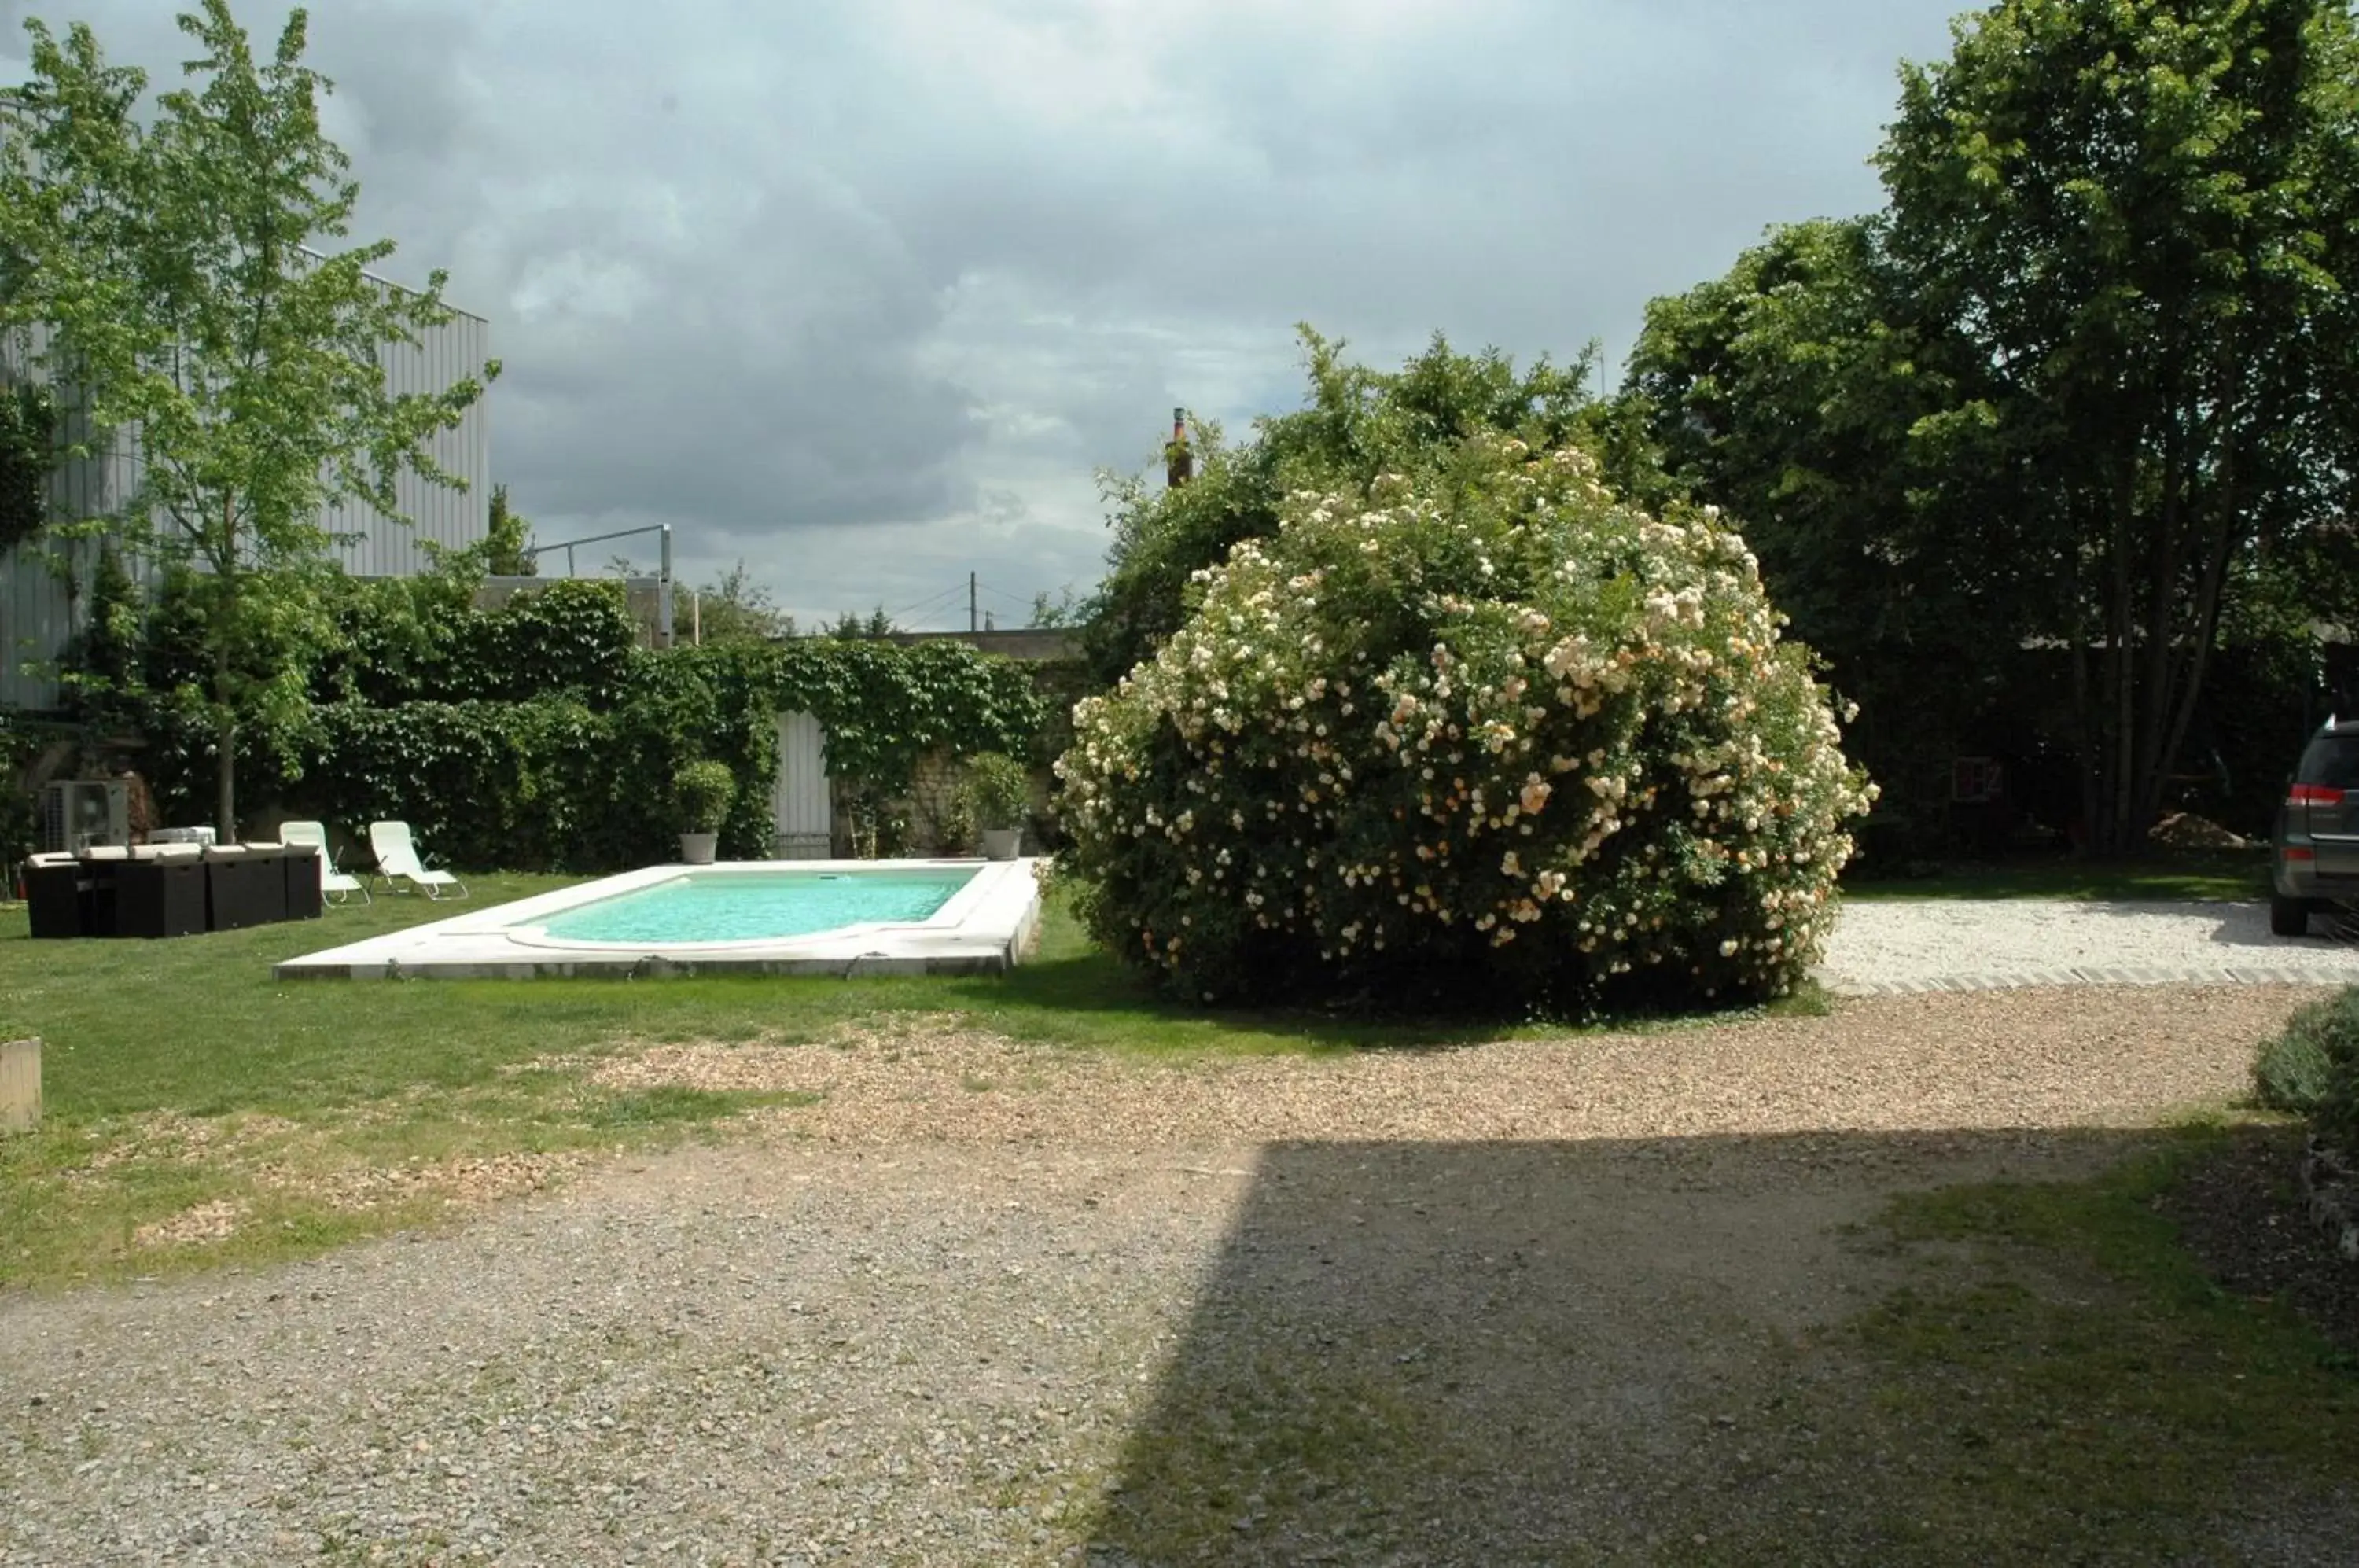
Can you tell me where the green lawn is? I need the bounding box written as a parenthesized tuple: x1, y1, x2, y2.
(0, 852, 2273, 1291)
(1791, 1130, 2359, 1562)
(1841, 850, 2271, 904)
(2, 874, 1519, 1113)
(0, 874, 1562, 1289)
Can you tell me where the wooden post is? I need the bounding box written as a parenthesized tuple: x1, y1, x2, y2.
(1, 1036, 39, 1133)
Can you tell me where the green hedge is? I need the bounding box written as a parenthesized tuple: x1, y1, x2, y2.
(132, 580, 1047, 870)
(330, 579, 635, 709)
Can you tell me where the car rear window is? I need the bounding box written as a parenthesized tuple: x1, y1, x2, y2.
(2298, 734, 2359, 790)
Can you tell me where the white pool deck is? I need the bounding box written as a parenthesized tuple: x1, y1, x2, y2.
(273, 859, 1043, 981)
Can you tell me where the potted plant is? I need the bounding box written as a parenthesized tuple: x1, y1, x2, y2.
(673, 760, 737, 865)
(962, 751, 1031, 861)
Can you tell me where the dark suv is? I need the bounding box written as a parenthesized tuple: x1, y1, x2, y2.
(2271, 718, 2359, 935)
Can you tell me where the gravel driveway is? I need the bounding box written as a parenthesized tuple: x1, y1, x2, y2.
(1819, 898, 2359, 994)
(2, 984, 2342, 1566)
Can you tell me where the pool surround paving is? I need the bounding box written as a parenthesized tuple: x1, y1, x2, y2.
(271, 859, 1042, 981)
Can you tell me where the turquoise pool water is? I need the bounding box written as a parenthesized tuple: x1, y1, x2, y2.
(536, 869, 977, 944)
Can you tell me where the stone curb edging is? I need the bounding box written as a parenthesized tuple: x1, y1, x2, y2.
(1819, 965, 2354, 997)
(2300, 1136, 2359, 1264)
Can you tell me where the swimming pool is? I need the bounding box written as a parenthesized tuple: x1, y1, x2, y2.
(539, 868, 977, 945)
(274, 859, 1040, 981)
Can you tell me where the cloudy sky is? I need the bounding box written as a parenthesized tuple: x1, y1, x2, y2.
(3, 0, 1968, 631)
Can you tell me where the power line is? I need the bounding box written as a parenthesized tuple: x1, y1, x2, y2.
(973, 580, 1039, 611)
(885, 583, 964, 622)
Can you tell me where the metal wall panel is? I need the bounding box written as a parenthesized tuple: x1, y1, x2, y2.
(0, 321, 145, 710)
(325, 304, 493, 576)
(0, 284, 491, 710)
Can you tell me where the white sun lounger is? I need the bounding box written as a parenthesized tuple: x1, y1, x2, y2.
(367, 821, 468, 900)
(275, 820, 370, 906)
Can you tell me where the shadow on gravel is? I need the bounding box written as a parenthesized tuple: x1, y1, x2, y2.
(2191, 900, 2359, 952)
(1082, 1128, 2359, 1567)
(1963, 896, 2359, 957)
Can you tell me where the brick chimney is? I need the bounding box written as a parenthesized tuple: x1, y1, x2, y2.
(1165, 406, 1194, 489)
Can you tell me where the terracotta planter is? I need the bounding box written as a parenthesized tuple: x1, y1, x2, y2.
(679, 832, 719, 865)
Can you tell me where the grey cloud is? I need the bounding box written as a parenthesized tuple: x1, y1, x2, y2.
(9, 0, 1971, 620)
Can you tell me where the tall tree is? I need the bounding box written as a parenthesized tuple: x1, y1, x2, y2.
(1878, 0, 2359, 851)
(0, 382, 57, 554)
(1079, 325, 1603, 690)
(693, 560, 796, 644)
(484, 484, 536, 576)
(0, 1, 499, 837)
(826, 606, 896, 639)
(1028, 585, 1083, 628)
(1624, 217, 2046, 834)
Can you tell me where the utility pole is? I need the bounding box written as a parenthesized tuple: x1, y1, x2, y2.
(970, 571, 978, 634)
(657, 524, 675, 649)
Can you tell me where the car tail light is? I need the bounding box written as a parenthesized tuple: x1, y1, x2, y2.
(2284, 846, 2317, 863)
(2287, 784, 2345, 806)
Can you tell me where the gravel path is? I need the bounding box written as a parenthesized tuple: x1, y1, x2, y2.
(2, 985, 2340, 1566)
(1819, 898, 2359, 995)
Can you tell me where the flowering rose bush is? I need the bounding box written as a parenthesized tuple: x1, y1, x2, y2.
(1057, 435, 1876, 1012)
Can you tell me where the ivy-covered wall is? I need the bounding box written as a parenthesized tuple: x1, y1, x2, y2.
(125, 577, 1047, 870)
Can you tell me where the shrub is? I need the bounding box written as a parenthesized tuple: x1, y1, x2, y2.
(2251, 991, 2359, 1113)
(1057, 435, 1875, 1013)
(2253, 1029, 2335, 1113)
(2318, 1057, 2359, 1158)
(962, 751, 1032, 830)
(672, 760, 738, 834)
(2256, 988, 2359, 1153)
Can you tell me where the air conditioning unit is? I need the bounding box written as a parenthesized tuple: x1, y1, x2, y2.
(39, 781, 130, 853)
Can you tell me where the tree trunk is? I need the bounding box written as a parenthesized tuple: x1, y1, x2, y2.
(2140, 449, 2244, 833)
(215, 717, 237, 843)
(2107, 465, 2140, 856)
(2132, 411, 2188, 823)
(212, 639, 237, 842)
(2141, 518, 2235, 832)
(2070, 631, 2099, 856)
(212, 503, 239, 841)
(2066, 527, 2099, 856)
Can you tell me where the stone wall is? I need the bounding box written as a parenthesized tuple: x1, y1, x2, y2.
(881, 628, 1080, 662)
(904, 750, 973, 855)
(828, 749, 1058, 858)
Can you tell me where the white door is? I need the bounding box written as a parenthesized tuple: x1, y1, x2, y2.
(772, 711, 833, 859)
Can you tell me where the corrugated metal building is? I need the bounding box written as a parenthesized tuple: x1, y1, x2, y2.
(0, 278, 491, 710)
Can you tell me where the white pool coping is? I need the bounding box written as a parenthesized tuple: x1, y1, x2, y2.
(273, 859, 1043, 981)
